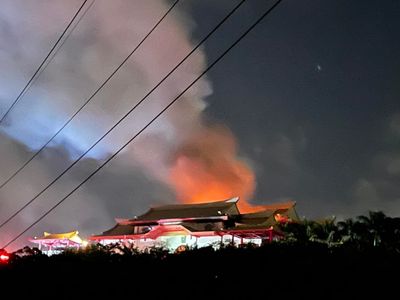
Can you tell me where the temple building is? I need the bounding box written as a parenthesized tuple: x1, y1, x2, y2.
(90, 197, 299, 251)
(29, 230, 86, 255)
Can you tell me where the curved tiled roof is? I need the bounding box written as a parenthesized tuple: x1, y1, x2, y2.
(30, 230, 83, 244)
(134, 197, 240, 221)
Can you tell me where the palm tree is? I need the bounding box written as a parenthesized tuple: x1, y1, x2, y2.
(357, 211, 387, 247)
(281, 218, 338, 245)
(337, 218, 356, 244)
(312, 218, 340, 246)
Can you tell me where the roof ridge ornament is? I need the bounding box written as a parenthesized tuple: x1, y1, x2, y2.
(225, 196, 239, 203)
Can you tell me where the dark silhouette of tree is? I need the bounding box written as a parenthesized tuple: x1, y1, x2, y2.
(357, 211, 387, 247)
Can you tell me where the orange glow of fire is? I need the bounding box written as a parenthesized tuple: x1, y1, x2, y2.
(168, 125, 264, 213)
(274, 213, 289, 223)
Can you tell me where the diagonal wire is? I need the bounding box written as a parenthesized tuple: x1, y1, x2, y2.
(0, 0, 243, 229)
(0, 0, 179, 192)
(14, 0, 97, 101)
(2, 0, 283, 249)
(0, 0, 90, 124)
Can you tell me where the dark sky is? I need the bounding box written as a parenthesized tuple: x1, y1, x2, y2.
(0, 0, 399, 249)
(186, 0, 400, 218)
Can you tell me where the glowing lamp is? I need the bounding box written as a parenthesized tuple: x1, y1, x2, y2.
(0, 254, 9, 262)
(0, 248, 10, 263)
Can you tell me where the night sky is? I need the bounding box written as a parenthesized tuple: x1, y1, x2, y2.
(0, 0, 399, 249)
(188, 0, 400, 217)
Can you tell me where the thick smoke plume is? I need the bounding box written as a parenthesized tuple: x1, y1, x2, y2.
(169, 125, 257, 212)
(0, 0, 256, 249)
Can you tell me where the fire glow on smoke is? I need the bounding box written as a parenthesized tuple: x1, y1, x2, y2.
(0, 0, 262, 250)
(169, 125, 261, 213)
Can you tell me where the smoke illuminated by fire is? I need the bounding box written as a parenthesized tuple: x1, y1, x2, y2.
(0, 0, 262, 250)
(169, 125, 260, 213)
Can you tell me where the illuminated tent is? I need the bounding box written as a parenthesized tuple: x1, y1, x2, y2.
(30, 230, 85, 253)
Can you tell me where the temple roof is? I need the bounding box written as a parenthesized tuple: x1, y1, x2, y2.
(91, 198, 299, 240)
(237, 201, 298, 225)
(259, 201, 297, 212)
(30, 230, 83, 245)
(240, 201, 296, 219)
(130, 197, 240, 222)
(101, 224, 135, 236)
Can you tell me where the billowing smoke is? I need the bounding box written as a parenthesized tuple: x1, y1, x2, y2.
(0, 0, 256, 249)
(168, 125, 257, 212)
(0, 0, 210, 158)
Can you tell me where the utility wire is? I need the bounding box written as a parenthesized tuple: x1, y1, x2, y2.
(0, 1, 95, 191)
(15, 0, 97, 100)
(2, 0, 283, 249)
(0, 0, 179, 192)
(0, 0, 90, 124)
(0, 0, 242, 229)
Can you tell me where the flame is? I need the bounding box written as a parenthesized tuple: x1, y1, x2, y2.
(169, 125, 262, 213)
(274, 213, 289, 223)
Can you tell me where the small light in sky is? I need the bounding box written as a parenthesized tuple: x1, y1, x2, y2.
(316, 64, 322, 72)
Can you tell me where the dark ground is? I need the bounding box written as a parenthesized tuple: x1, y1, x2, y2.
(0, 243, 398, 299)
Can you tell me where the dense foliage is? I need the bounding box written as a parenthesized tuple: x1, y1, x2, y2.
(281, 211, 400, 251)
(1, 211, 399, 298)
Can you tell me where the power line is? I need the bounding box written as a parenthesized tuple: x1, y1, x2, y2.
(0, 0, 243, 230)
(0, 0, 179, 192)
(0, 0, 181, 228)
(0, 0, 90, 124)
(2, 0, 283, 249)
(0, 1, 95, 192)
(15, 1, 97, 100)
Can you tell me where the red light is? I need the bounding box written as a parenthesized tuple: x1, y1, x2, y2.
(0, 249, 10, 263)
(0, 254, 9, 262)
